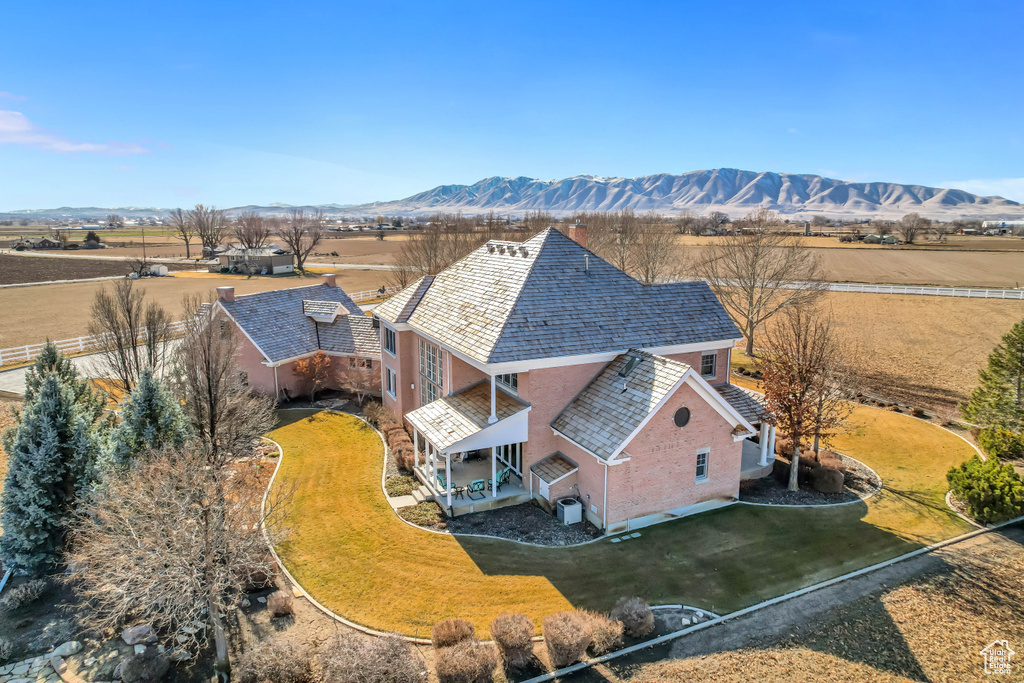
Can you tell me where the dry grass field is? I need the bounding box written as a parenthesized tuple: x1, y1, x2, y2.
(0, 269, 388, 348)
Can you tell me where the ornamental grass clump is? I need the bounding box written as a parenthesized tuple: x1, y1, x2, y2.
(542, 610, 592, 667)
(320, 632, 421, 683)
(581, 610, 623, 655)
(235, 641, 314, 683)
(610, 596, 655, 638)
(489, 612, 534, 672)
(435, 639, 498, 683)
(431, 618, 476, 649)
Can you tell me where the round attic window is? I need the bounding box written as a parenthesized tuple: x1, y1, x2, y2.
(674, 407, 691, 428)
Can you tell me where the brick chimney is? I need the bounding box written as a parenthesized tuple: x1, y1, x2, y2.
(569, 221, 588, 248)
(322, 273, 337, 287)
(216, 286, 235, 302)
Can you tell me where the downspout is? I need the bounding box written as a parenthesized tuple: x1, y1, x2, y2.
(314, 320, 321, 349)
(602, 461, 608, 531)
(273, 365, 279, 399)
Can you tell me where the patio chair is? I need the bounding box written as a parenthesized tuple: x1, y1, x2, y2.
(436, 474, 447, 492)
(466, 479, 486, 500)
(488, 467, 512, 492)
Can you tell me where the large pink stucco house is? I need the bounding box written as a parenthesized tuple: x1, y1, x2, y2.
(211, 275, 381, 400)
(374, 226, 776, 534)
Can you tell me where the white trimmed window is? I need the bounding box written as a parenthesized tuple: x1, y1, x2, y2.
(419, 339, 443, 405)
(495, 372, 518, 393)
(349, 357, 372, 369)
(385, 367, 397, 398)
(696, 448, 710, 481)
(701, 351, 717, 378)
(384, 326, 396, 355)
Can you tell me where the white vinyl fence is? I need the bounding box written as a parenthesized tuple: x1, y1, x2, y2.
(812, 282, 1024, 299)
(0, 287, 402, 368)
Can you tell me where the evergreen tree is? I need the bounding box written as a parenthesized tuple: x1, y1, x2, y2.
(105, 369, 191, 469)
(0, 374, 100, 574)
(23, 340, 104, 421)
(963, 319, 1024, 434)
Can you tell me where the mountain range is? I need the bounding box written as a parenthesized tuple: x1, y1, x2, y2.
(4, 169, 1020, 220)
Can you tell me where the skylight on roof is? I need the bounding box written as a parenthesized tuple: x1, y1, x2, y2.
(619, 354, 642, 377)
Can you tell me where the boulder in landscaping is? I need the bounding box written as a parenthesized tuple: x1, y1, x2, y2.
(122, 624, 157, 646)
(811, 467, 845, 494)
(119, 647, 170, 683)
(52, 640, 82, 657)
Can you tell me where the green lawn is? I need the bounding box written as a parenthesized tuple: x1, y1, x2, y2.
(270, 406, 974, 638)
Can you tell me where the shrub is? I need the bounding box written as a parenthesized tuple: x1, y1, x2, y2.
(911, 407, 926, 418)
(320, 632, 421, 683)
(610, 596, 655, 638)
(947, 455, 1024, 524)
(235, 641, 313, 683)
(489, 612, 534, 672)
(542, 611, 592, 667)
(978, 428, 1024, 461)
(267, 589, 294, 617)
(364, 401, 396, 428)
(0, 579, 49, 612)
(382, 423, 407, 442)
(435, 639, 497, 683)
(811, 466, 845, 494)
(580, 610, 623, 655)
(432, 618, 476, 649)
(393, 445, 416, 472)
(385, 474, 420, 497)
(397, 502, 446, 528)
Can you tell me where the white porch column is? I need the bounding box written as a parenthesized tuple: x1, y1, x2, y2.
(491, 446, 498, 498)
(768, 425, 777, 461)
(445, 454, 452, 507)
(413, 428, 420, 469)
(430, 442, 437, 484)
(488, 376, 498, 424)
(758, 423, 769, 467)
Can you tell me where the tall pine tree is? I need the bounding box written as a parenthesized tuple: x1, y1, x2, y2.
(104, 369, 191, 469)
(963, 319, 1024, 434)
(1, 374, 100, 573)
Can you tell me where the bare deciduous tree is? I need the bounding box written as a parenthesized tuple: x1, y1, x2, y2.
(388, 212, 480, 289)
(168, 208, 196, 259)
(106, 214, 124, 228)
(88, 279, 174, 393)
(232, 211, 273, 251)
(49, 227, 70, 248)
(871, 219, 894, 238)
(631, 213, 679, 284)
(188, 204, 226, 253)
(66, 446, 290, 675)
(173, 296, 276, 458)
(338, 362, 380, 405)
(280, 209, 325, 273)
(760, 306, 855, 490)
(898, 212, 930, 244)
(607, 208, 639, 273)
(692, 208, 824, 356)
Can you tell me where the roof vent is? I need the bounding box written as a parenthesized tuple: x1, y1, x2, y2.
(519, 246, 528, 256)
(487, 243, 496, 253)
(497, 245, 506, 254)
(619, 354, 642, 378)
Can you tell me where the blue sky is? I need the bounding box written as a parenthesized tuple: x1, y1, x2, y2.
(2, 0, 1022, 209)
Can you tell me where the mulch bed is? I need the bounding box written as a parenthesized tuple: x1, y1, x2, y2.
(739, 454, 881, 506)
(446, 501, 604, 546)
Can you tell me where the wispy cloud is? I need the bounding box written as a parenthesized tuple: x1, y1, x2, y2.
(942, 178, 1024, 202)
(0, 110, 149, 155)
(0, 91, 27, 101)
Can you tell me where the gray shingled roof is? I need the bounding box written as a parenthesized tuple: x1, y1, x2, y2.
(302, 300, 347, 319)
(219, 283, 378, 363)
(404, 380, 529, 452)
(531, 452, 578, 484)
(714, 384, 768, 423)
(374, 228, 741, 364)
(551, 350, 690, 461)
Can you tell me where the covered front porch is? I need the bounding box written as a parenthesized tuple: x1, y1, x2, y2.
(716, 383, 776, 481)
(405, 380, 532, 516)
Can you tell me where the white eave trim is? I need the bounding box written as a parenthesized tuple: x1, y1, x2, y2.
(267, 349, 380, 368)
(380, 324, 741, 376)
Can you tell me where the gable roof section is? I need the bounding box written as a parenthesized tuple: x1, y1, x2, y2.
(374, 228, 741, 364)
(551, 350, 690, 461)
(552, 350, 756, 461)
(218, 283, 377, 363)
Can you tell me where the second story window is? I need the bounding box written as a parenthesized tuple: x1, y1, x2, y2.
(495, 373, 518, 393)
(384, 326, 396, 355)
(419, 339, 443, 405)
(701, 351, 717, 378)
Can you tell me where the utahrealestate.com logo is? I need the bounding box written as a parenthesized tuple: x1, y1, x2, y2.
(981, 640, 1015, 675)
